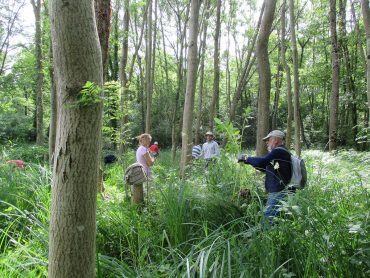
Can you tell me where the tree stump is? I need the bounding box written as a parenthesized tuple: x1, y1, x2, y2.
(131, 183, 144, 205)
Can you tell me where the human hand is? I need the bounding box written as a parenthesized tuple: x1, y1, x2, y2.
(237, 154, 247, 163)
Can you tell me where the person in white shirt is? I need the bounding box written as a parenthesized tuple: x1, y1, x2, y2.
(200, 131, 220, 171)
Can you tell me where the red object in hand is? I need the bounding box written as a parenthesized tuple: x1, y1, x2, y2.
(149, 144, 159, 154)
(6, 160, 24, 168)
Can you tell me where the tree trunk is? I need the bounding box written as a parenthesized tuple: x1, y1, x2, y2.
(48, 0, 103, 276)
(180, 0, 200, 177)
(288, 0, 301, 156)
(255, 0, 277, 156)
(145, 0, 153, 133)
(361, 0, 370, 113)
(119, 0, 130, 154)
(171, 6, 189, 162)
(209, 0, 221, 131)
(31, 0, 44, 145)
(48, 41, 57, 165)
(329, 0, 340, 151)
(195, 3, 210, 145)
(229, 3, 264, 122)
(94, 0, 111, 79)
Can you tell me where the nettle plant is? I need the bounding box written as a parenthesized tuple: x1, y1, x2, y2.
(68, 81, 103, 109)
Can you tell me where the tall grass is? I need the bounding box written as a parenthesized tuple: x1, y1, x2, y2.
(0, 143, 369, 277)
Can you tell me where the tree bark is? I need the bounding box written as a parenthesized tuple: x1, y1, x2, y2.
(119, 0, 130, 154)
(195, 2, 210, 145)
(329, 0, 340, 151)
(209, 0, 222, 131)
(180, 0, 200, 177)
(48, 40, 57, 165)
(94, 0, 111, 79)
(48, 0, 103, 276)
(31, 0, 44, 145)
(145, 0, 153, 133)
(288, 0, 301, 156)
(255, 0, 277, 156)
(361, 0, 370, 112)
(171, 5, 189, 162)
(229, 3, 265, 122)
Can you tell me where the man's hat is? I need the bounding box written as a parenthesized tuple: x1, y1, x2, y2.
(262, 130, 285, 141)
(154, 141, 158, 145)
(205, 131, 214, 137)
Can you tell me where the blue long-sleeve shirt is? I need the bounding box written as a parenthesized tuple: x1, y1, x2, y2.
(245, 145, 292, 193)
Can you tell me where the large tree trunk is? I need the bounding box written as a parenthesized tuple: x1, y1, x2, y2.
(288, 0, 301, 156)
(48, 0, 103, 277)
(209, 0, 221, 131)
(31, 0, 44, 145)
(180, 0, 200, 177)
(255, 0, 277, 156)
(329, 0, 340, 151)
(361, 0, 370, 113)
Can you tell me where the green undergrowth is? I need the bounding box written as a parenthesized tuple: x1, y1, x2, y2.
(0, 144, 369, 277)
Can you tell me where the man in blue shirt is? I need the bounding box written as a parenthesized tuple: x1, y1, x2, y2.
(238, 130, 291, 225)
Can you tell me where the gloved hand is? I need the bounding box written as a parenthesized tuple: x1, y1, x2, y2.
(237, 154, 247, 163)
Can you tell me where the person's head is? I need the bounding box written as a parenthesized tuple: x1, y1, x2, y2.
(263, 130, 285, 152)
(138, 133, 152, 147)
(205, 131, 214, 142)
(154, 141, 158, 145)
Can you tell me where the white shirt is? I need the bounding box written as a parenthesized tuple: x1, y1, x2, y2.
(201, 140, 220, 160)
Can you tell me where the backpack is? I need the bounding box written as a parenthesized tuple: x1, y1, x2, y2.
(124, 163, 147, 185)
(276, 147, 307, 189)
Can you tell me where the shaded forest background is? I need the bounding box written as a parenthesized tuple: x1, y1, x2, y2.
(0, 0, 369, 153)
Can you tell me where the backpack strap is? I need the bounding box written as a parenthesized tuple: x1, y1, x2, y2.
(273, 146, 294, 188)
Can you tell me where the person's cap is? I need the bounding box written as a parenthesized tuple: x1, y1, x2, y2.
(154, 141, 158, 145)
(262, 130, 285, 141)
(205, 131, 214, 137)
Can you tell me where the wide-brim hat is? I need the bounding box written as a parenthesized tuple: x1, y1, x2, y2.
(262, 130, 285, 141)
(205, 131, 214, 137)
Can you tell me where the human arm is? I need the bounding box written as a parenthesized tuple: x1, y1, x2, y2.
(237, 148, 287, 171)
(143, 151, 155, 166)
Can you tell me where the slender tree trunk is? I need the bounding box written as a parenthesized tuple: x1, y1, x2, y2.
(180, 0, 200, 177)
(171, 6, 189, 162)
(329, 0, 340, 151)
(31, 0, 44, 145)
(288, 0, 301, 156)
(351, 0, 366, 66)
(229, 3, 265, 122)
(209, 0, 221, 131)
(361, 0, 370, 112)
(95, 0, 111, 79)
(272, 48, 281, 130)
(119, 0, 130, 154)
(255, 0, 277, 156)
(48, 0, 103, 276)
(48, 41, 57, 165)
(195, 4, 209, 145)
(145, 0, 153, 133)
